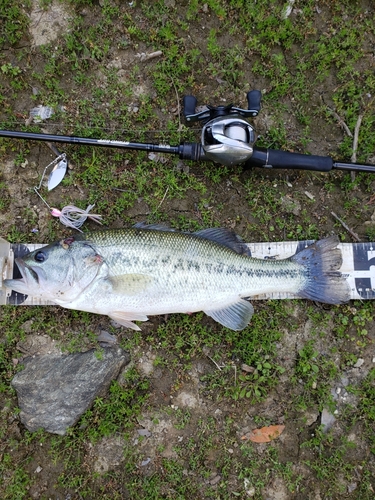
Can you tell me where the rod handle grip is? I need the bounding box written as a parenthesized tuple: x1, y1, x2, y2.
(248, 148, 333, 171)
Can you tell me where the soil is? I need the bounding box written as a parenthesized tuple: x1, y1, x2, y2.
(0, 1, 375, 499)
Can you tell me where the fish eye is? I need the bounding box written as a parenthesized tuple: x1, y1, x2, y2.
(34, 251, 47, 263)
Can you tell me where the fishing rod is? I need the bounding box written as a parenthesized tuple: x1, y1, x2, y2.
(1, 90, 375, 179)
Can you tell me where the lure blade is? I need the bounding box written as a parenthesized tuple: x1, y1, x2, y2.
(47, 158, 68, 191)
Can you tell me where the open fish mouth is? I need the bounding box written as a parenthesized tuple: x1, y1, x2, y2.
(4, 259, 43, 294)
(18, 259, 41, 284)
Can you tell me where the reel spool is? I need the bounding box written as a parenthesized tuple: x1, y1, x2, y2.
(201, 115, 256, 167)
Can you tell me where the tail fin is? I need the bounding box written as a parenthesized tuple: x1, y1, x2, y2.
(291, 236, 350, 304)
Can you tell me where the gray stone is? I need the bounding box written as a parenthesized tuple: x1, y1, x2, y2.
(353, 358, 364, 368)
(12, 347, 130, 435)
(321, 407, 336, 431)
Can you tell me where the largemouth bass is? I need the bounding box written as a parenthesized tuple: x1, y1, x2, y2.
(4, 226, 350, 331)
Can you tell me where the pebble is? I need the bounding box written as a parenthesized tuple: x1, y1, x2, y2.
(304, 190, 315, 200)
(97, 330, 117, 344)
(347, 482, 357, 493)
(353, 358, 364, 368)
(244, 478, 255, 497)
(241, 363, 255, 373)
(210, 474, 221, 486)
(321, 408, 336, 431)
(137, 429, 152, 437)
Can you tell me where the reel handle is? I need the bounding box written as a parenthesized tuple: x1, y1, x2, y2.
(246, 90, 262, 116)
(183, 95, 198, 118)
(183, 90, 262, 122)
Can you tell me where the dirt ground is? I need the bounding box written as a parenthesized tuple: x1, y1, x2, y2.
(1, 1, 375, 499)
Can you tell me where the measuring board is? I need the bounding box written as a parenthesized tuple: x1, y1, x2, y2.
(1, 237, 375, 306)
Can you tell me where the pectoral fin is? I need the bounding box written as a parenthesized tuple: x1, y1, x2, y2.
(108, 274, 153, 295)
(108, 311, 149, 330)
(204, 299, 254, 331)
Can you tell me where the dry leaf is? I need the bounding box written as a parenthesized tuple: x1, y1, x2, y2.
(241, 424, 285, 443)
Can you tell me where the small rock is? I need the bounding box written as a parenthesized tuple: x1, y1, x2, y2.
(97, 330, 117, 345)
(137, 429, 152, 437)
(244, 478, 255, 497)
(210, 474, 221, 485)
(321, 408, 336, 431)
(353, 358, 364, 368)
(347, 482, 357, 494)
(241, 363, 255, 373)
(303, 410, 319, 426)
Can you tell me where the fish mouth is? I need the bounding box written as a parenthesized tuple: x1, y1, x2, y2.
(4, 259, 44, 294)
(19, 259, 41, 283)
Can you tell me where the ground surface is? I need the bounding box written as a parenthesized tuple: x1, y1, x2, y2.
(0, 1, 375, 499)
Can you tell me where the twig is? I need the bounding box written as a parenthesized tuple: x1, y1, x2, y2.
(157, 186, 169, 208)
(351, 114, 363, 164)
(350, 114, 363, 181)
(136, 50, 163, 62)
(331, 211, 360, 242)
(169, 73, 182, 142)
(206, 355, 223, 371)
(325, 106, 353, 137)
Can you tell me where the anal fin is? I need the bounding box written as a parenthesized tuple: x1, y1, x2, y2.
(204, 299, 254, 331)
(108, 311, 149, 330)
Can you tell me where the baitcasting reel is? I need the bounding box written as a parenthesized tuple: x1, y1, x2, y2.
(183, 90, 261, 167)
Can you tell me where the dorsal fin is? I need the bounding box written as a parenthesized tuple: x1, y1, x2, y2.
(194, 228, 252, 256)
